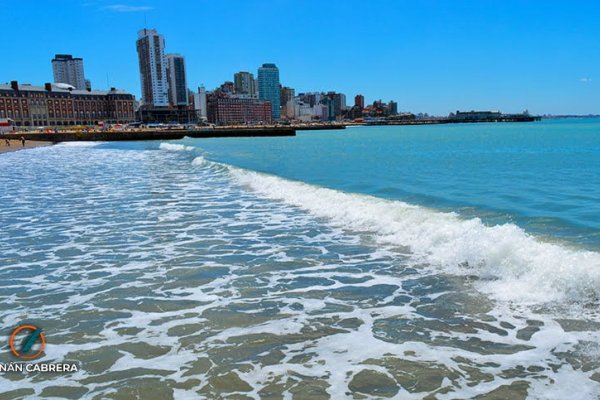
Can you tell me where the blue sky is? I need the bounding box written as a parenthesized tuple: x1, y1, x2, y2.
(2, 0, 599, 115)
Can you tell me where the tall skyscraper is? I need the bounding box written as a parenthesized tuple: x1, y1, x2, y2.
(51, 54, 87, 90)
(234, 72, 256, 98)
(136, 28, 169, 107)
(166, 54, 188, 106)
(257, 63, 281, 120)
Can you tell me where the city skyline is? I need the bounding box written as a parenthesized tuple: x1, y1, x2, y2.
(2, 0, 600, 115)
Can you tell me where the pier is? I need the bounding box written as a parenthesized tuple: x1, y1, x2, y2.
(4, 126, 296, 143)
(3, 124, 352, 143)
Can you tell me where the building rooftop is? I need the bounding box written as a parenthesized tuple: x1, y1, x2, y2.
(0, 82, 131, 96)
(52, 54, 82, 61)
(137, 28, 160, 38)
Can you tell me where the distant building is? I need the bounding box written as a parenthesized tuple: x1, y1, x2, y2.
(207, 97, 272, 125)
(449, 110, 502, 121)
(218, 81, 235, 96)
(387, 100, 398, 115)
(320, 97, 335, 121)
(166, 54, 188, 106)
(52, 54, 88, 90)
(298, 92, 321, 108)
(234, 72, 257, 98)
(327, 92, 346, 118)
(257, 63, 281, 120)
(363, 99, 395, 117)
(0, 81, 135, 127)
(314, 103, 329, 121)
(286, 99, 330, 122)
(280, 86, 295, 118)
(136, 28, 169, 107)
(193, 86, 207, 120)
(347, 105, 364, 120)
(386, 113, 416, 121)
(354, 94, 365, 109)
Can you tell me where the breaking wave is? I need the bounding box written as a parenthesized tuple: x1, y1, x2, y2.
(221, 165, 600, 304)
(55, 141, 104, 147)
(159, 142, 194, 152)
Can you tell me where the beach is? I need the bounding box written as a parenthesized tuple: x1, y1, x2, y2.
(0, 138, 53, 154)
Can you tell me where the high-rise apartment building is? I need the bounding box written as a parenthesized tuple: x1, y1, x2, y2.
(51, 54, 88, 90)
(166, 54, 188, 106)
(234, 72, 256, 98)
(257, 63, 281, 120)
(387, 100, 398, 115)
(326, 91, 347, 118)
(136, 28, 169, 107)
(354, 94, 365, 109)
(280, 86, 295, 109)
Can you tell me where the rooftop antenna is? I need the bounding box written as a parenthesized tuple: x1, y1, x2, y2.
(106, 73, 110, 88)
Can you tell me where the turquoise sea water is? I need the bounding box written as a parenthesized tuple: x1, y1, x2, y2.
(183, 119, 600, 249)
(0, 119, 599, 399)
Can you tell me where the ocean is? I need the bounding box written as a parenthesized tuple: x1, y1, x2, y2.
(0, 119, 599, 399)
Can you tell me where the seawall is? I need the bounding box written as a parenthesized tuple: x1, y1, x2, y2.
(3, 127, 297, 143)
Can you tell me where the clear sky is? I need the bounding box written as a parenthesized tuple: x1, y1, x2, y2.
(2, 0, 599, 115)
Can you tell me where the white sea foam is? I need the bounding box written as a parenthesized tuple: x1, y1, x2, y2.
(55, 141, 105, 147)
(226, 166, 600, 304)
(192, 155, 206, 165)
(2, 144, 598, 398)
(159, 142, 194, 152)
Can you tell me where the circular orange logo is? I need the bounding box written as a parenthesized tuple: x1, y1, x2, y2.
(9, 325, 46, 360)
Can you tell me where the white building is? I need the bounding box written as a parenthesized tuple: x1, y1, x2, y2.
(286, 99, 329, 122)
(0, 118, 15, 133)
(136, 29, 169, 107)
(52, 54, 87, 90)
(193, 86, 207, 120)
(166, 54, 188, 106)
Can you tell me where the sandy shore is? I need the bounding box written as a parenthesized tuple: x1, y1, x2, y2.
(0, 138, 53, 154)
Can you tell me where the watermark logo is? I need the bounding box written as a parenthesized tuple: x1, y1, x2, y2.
(1, 324, 79, 374)
(9, 325, 46, 360)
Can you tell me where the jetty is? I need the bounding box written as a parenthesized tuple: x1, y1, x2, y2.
(2, 124, 352, 143)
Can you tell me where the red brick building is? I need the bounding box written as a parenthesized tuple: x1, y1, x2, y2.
(207, 97, 272, 125)
(0, 81, 135, 127)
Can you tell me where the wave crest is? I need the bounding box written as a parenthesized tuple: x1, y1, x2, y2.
(159, 143, 194, 152)
(192, 156, 206, 166)
(227, 166, 600, 304)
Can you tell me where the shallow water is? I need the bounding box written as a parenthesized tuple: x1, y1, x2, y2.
(0, 121, 599, 399)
